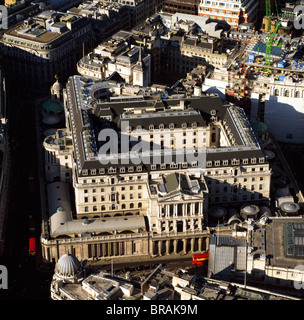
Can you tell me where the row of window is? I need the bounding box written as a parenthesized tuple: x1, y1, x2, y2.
(81, 161, 199, 176)
(210, 193, 264, 203)
(209, 184, 264, 193)
(206, 157, 265, 167)
(83, 185, 142, 194)
(207, 176, 264, 184)
(84, 193, 142, 203)
(82, 202, 142, 212)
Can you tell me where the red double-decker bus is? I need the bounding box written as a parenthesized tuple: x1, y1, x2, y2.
(192, 253, 209, 266)
(29, 237, 36, 256)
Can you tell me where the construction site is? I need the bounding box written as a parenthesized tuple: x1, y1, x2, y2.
(202, 0, 304, 145)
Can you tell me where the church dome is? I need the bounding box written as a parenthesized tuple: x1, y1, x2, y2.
(55, 253, 81, 279)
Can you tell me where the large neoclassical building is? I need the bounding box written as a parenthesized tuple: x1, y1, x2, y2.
(40, 75, 271, 263)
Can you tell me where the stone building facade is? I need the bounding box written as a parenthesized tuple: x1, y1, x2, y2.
(40, 75, 271, 263)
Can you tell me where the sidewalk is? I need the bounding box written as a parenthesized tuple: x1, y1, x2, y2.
(87, 251, 196, 269)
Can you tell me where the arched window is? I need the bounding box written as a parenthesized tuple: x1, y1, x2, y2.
(138, 202, 142, 208)
(93, 206, 97, 211)
(85, 206, 89, 212)
(130, 203, 134, 209)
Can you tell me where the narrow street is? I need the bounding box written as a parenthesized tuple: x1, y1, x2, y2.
(0, 87, 53, 300)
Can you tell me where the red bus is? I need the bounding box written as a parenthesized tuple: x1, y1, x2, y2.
(29, 237, 36, 256)
(192, 253, 209, 266)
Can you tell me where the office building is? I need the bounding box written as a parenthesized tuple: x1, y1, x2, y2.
(40, 73, 271, 263)
(198, 0, 259, 29)
(0, 10, 93, 93)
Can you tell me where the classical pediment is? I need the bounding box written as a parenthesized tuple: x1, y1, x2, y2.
(157, 190, 204, 203)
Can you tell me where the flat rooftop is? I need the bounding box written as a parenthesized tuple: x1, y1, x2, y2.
(5, 25, 68, 43)
(266, 218, 304, 268)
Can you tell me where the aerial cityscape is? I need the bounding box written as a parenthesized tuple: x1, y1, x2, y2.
(0, 0, 304, 306)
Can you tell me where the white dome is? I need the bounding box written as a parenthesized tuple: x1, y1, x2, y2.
(55, 254, 81, 279)
(280, 202, 300, 213)
(241, 205, 259, 216)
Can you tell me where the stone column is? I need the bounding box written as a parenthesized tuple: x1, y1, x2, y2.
(183, 239, 187, 254)
(198, 238, 202, 252)
(118, 242, 123, 256)
(108, 243, 112, 256)
(166, 205, 169, 218)
(205, 237, 210, 251)
(113, 242, 118, 256)
(158, 240, 162, 256)
(173, 239, 178, 254)
(166, 240, 170, 255)
(191, 238, 195, 252)
(174, 204, 178, 217)
(102, 243, 107, 257)
(151, 241, 155, 256)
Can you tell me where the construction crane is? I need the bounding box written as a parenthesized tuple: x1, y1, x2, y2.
(265, 0, 281, 66)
